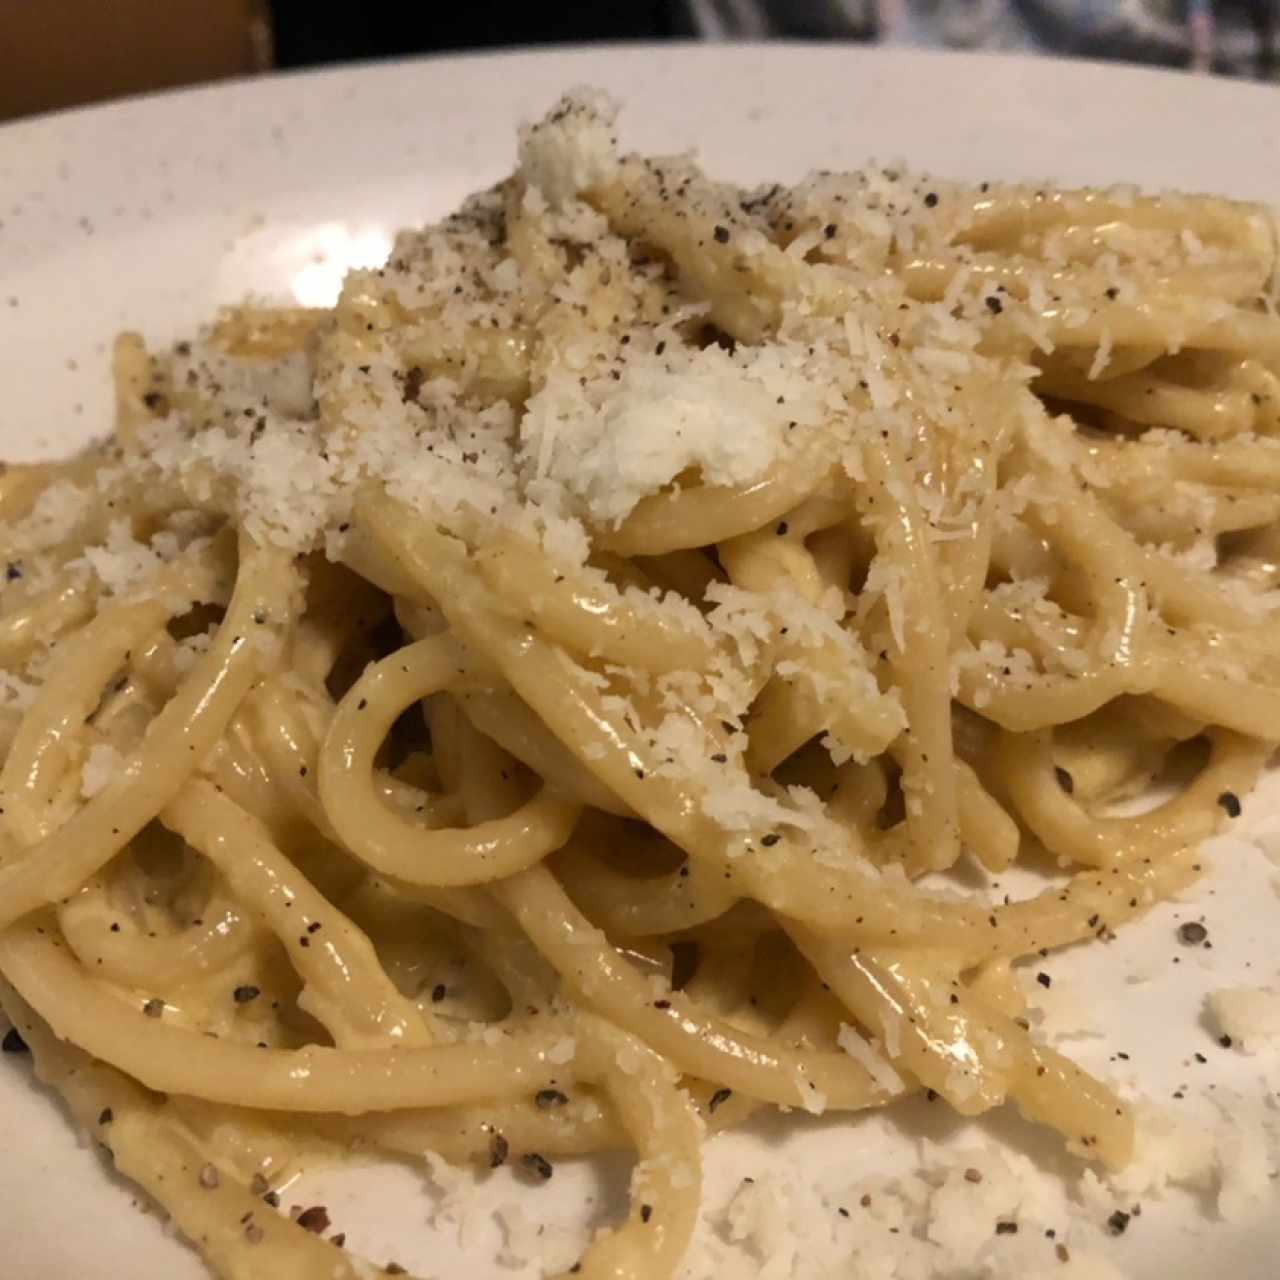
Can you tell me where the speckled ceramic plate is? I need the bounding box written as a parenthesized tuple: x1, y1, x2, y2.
(2, 44, 1279, 1280)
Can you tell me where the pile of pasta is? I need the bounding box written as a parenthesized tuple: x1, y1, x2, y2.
(1, 92, 1278, 1280)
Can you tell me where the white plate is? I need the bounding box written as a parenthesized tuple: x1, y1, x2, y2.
(2, 43, 1279, 1280)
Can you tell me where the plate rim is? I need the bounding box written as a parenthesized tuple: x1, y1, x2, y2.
(5, 39, 1280, 147)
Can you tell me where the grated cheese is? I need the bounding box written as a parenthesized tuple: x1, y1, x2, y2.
(837, 1024, 907, 1097)
(80, 743, 123, 799)
(517, 87, 620, 209)
(1206, 987, 1280, 1053)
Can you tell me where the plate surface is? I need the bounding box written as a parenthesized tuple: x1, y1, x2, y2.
(2, 43, 1279, 1279)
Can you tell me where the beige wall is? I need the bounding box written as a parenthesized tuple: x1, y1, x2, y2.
(2, 0, 272, 121)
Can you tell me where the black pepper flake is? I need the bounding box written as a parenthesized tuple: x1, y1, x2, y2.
(654, 999, 672, 1010)
(306, 921, 322, 933)
(481, 1131, 506, 1172)
(1105, 287, 1119, 300)
(535, 1089, 569, 1109)
(709, 1087, 732, 1113)
(1107, 1210, 1131, 1235)
(5, 561, 23, 582)
(2, 1026, 28, 1053)
(775, 521, 789, 536)
(925, 1088, 938, 1102)
(760, 833, 781, 847)
(712, 225, 730, 244)
(233, 985, 261, 1004)
(964, 1167, 983, 1183)
(655, 340, 666, 355)
(331, 1232, 346, 1248)
(1216, 791, 1241, 818)
(984, 295, 1003, 315)
(431, 983, 447, 1003)
(823, 223, 837, 239)
(1036, 972, 1052, 988)
(98, 1107, 113, 1125)
(1054, 766, 1074, 794)
(296, 1206, 331, 1234)
(386, 1265, 407, 1276)
(995, 1221, 1018, 1235)
(263, 1191, 280, 1208)
(640, 1203, 653, 1223)
(1219, 1034, 1234, 1048)
(710, 753, 727, 763)
(143, 998, 164, 1018)
(924, 192, 939, 208)
(299, 936, 310, 948)
(1177, 921, 1207, 945)
(142, 391, 169, 414)
(489, 1132, 510, 1168)
(522, 1152, 554, 1181)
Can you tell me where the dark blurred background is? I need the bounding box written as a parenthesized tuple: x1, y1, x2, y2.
(270, 3, 693, 65)
(1, 0, 1274, 122)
